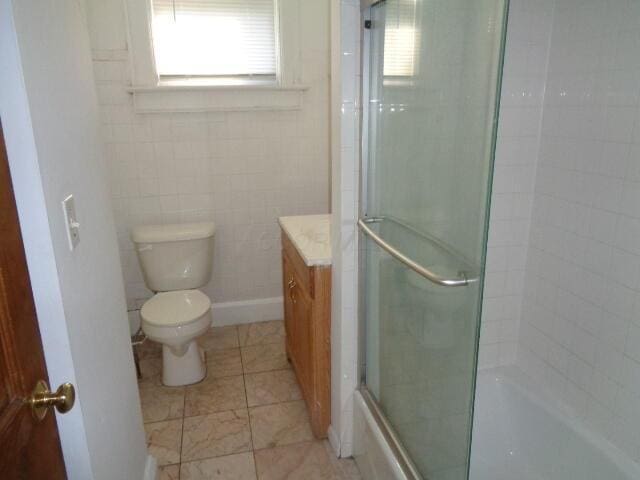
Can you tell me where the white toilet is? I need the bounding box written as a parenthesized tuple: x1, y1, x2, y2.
(131, 222, 215, 386)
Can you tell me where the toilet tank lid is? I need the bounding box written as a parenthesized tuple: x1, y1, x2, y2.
(131, 222, 215, 244)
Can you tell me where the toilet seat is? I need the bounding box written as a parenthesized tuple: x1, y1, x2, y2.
(141, 290, 211, 327)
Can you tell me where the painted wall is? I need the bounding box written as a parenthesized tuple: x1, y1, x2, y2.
(0, 1, 148, 478)
(516, 0, 640, 463)
(85, 0, 331, 324)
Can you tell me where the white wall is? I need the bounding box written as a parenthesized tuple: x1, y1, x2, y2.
(85, 0, 331, 323)
(0, 1, 148, 479)
(516, 0, 640, 463)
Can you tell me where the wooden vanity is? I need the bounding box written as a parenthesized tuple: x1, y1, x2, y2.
(279, 215, 331, 438)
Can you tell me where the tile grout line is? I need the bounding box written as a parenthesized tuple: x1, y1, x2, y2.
(240, 323, 318, 476)
(184, 325, 243, 473)
(156, 394, 305, 424)
(177, 367, 187, 479)
(171, 438, 322, 468)
(145, 369, 297, 426)
(170, 326, 243, 477)
(237, 325, 260, 480)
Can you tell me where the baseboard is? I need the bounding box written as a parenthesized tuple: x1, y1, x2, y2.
(327, 424, 341, 456)
(211, 296, 283, 326)
(142, 454, 158, 480)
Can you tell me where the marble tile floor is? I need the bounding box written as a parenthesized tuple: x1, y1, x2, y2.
(136, 320, 361, 480)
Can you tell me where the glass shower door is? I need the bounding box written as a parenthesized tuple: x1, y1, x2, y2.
(360, 1, 508, 479)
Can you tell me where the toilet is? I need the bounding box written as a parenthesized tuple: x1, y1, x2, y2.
(131, 222, 215, 386)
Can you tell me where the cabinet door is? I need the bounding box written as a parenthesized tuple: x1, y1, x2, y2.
(292, 281, 313, 403)
(282, 253, 296, 361)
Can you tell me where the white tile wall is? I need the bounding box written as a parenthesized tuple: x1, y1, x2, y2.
(479, 0, 556, 369)
(329, 0, 361, 458)
(90, 8, 330, 312)
(511, 0, 640, 463)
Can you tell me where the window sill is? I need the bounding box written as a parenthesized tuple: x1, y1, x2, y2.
(127, 82, 309, 113)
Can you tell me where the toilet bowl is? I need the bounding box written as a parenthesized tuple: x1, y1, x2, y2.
(131, 221, 216, 387)
(141, 289, 211, 386)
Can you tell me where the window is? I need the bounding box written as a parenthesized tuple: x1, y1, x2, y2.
(383, 0, 417, 78)
(150, 0, 277, 80)
(124, 0, 305, 112)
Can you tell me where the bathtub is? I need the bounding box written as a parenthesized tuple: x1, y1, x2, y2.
(354, 366, 640, 480)
(470, 367, 640, 480)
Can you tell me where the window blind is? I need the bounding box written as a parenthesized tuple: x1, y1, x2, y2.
(383, 0, 417, 77)
(151, 0, 277, 77)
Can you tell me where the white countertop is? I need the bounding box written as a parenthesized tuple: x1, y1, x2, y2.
(278, 214, 332, 267)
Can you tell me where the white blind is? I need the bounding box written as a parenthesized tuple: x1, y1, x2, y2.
(151, 0, 277, 77)
(383, 0, 417, 77)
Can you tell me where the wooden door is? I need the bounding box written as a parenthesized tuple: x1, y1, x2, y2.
(0, 121, 67, 479)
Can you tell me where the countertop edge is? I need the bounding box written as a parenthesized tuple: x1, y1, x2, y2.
(278, 215, 332, 268)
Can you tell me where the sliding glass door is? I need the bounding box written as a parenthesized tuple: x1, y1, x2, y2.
(359, 1, 508, 479)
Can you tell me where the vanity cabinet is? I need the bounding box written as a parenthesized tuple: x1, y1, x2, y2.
(281, 231, 331, 438)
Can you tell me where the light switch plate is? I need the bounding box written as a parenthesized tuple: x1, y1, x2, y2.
(61, 195, 80, 251)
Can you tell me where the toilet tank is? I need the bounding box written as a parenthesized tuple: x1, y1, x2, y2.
(131, 222, 215, 292)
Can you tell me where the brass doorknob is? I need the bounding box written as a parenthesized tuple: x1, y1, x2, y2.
(27, 380, 76, 421)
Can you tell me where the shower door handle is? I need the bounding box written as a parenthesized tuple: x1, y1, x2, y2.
(358, 218, 474, 287)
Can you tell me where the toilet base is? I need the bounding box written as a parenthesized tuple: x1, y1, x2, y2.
(162, 341, 206, 386)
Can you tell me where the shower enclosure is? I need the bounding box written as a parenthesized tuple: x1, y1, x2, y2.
(355, 1, 508, 479)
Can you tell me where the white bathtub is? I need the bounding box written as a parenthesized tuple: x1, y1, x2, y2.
(470, 367, 640, 480)
(354, 366, 640, 480)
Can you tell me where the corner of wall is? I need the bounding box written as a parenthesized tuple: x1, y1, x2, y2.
(329, 0, 361, 458)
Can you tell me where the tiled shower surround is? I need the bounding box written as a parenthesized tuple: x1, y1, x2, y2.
(478, 0, 555, 368)
(91, 11, 330, 312)
(479, 0, 640, 465)
(516, 0, 640, 462)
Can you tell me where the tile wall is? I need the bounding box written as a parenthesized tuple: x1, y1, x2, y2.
(478, 0, 556, 368)
(515, 0, 640, 462)
(329, 0, 361, 458)
(89, 4, 330, 315)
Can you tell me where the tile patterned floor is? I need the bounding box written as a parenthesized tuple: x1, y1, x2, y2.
(136, 320, 361, 480)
